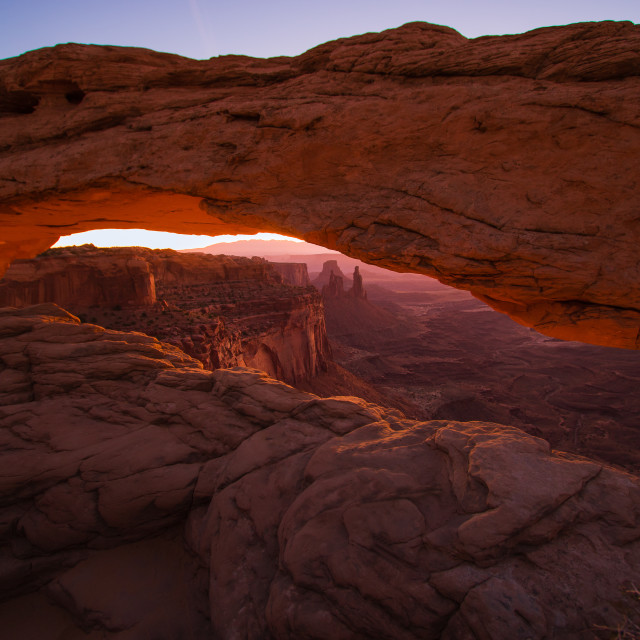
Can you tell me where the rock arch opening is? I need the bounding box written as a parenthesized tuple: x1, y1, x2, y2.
(4, 228, 640, 471)
(2, 22, 640, 347)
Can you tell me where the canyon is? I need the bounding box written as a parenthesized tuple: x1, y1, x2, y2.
(191, 247, 640, 473)
(0, 245, 330, 385)
(2, 244, 640, 637)
(0, 245, 403, 411)
(317, 258, 640, 473)
(1, 19, 640, 640)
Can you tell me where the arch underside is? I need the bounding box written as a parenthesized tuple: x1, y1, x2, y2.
(1, 21, 640, 348)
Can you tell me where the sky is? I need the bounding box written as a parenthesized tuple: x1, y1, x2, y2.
(3, 0, 638, 249)
(3, 0, 638, 61)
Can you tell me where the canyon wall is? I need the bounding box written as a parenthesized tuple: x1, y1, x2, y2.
(0, 251, 157, 309)
(270, 261, 311, 287)
(0, 246, 331, 384)
(1, 305, 639, 639)
(0, 21, 639, 347)
(0, 245, 281, 309)
(240, 292, 331, 383)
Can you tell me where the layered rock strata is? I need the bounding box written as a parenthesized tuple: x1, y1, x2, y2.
(0, 246, 331, 384)
(0, 305, 639, 638)
(0, 245, 279, 309)
(1, 21, 640, 347)
(0, 251, 156, 309)
(270, 262, 311, 287)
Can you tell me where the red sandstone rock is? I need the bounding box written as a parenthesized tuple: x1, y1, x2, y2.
(0, 245, 281, 308)
(270, 262, 311, 287)
(351, 265, 367, 299)
(313, 259, 349, 290)
(319, 260, 402, 342)
(240, 294, 331, 383)
(321, 271, 346, 299)
(1, 22, 639, 347)
(321, 264, 367, 300)
(0, 250, 157, 309)
(1, 305, 639, 638)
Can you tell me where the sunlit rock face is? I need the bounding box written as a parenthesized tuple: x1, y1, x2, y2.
(1, 305, 639, 638)
(0, 251, 157, 309)
(1, 21, 639, 347)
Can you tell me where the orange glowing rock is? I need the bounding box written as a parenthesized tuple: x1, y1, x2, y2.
(1, 21, 640, 347)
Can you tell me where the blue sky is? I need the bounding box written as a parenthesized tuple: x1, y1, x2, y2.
(3, 0, 638, 60)
(3, 0, 637, 248)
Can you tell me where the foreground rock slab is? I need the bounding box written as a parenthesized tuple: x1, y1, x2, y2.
(1, 21, 640, 347)
(1, 305, 639, 638)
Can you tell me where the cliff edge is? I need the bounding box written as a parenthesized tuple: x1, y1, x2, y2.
(0, 305, 638, 638)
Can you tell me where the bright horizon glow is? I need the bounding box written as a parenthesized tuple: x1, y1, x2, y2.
(52, 230, 303, 250)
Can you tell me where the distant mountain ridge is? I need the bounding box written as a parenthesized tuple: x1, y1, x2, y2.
(186, 238, 452, 292)
(184, 238, 340, 257)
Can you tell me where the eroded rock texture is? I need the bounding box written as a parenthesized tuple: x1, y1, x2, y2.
(1, 305, 639, 638)
(270, 262, 312, 287)
(1, 21, 640, 347)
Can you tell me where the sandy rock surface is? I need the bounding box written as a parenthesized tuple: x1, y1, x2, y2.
(1, 305, 639, 638)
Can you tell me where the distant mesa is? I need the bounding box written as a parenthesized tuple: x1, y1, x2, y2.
(313, 259, 349, 289)
(318, 261, 367, 300)
(188, 238, 339, 258)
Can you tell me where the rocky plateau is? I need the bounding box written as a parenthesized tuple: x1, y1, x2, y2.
(0, 245, 406, 413)
(1, 304, 639, 639)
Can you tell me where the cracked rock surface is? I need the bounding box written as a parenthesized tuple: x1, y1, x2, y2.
(1, 21, 640, 347)
(1, 305, 639, 638)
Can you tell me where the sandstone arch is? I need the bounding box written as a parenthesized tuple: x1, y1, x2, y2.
(1, 21, 640, 347)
